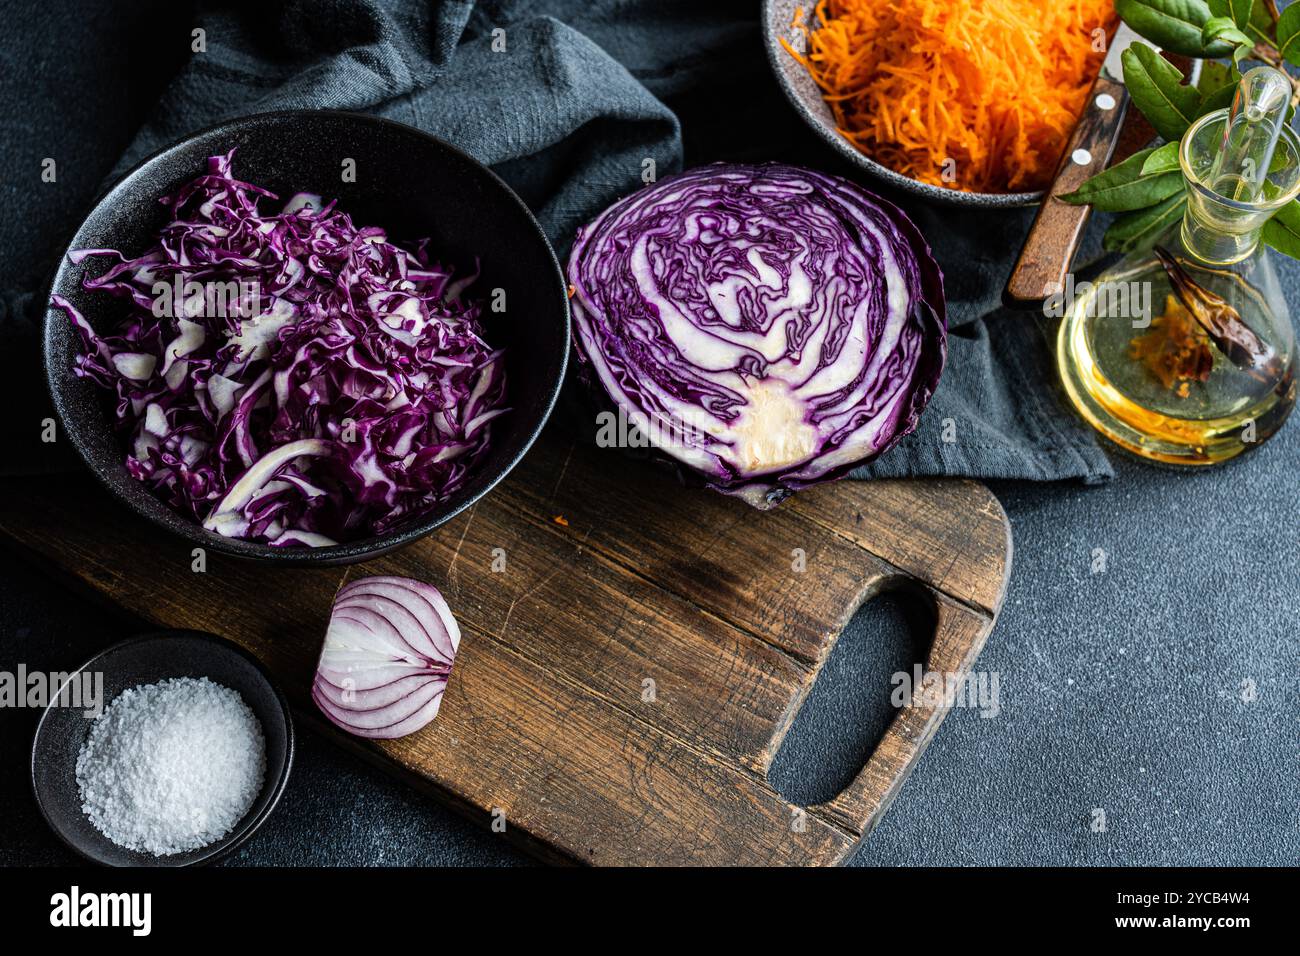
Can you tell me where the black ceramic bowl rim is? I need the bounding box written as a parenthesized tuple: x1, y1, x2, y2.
(30, 630, 295, 867)
(44, 109, 570, 565)
(761, 0, 1044, 208)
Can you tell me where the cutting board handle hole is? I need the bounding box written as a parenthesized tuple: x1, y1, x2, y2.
(766, 584, 935, 808)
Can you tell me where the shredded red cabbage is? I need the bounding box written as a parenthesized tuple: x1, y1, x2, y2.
(51, 151, 507, 547)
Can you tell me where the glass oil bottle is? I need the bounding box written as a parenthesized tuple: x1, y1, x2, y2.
(1057, 67, 1299, 465)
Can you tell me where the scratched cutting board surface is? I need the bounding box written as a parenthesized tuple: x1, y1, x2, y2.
(0, 427, 1011, 866)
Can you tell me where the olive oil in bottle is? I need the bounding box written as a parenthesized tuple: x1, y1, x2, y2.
(1058, 67, 1298, 464)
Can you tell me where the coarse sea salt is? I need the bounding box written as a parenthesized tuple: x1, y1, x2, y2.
(75, 676, 266, 856)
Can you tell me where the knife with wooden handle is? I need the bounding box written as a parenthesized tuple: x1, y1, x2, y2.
(1003, 24, 1145, 309)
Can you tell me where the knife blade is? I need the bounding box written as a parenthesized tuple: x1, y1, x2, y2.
(1100, 21, 1144, 82)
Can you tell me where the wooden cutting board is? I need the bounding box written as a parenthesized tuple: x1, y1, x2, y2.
(0, 427, 1011, 866)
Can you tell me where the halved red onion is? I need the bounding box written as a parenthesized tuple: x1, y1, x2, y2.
(312, 576, 461, 739)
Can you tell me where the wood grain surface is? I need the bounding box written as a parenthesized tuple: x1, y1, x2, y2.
(0, 427, 1012, 866)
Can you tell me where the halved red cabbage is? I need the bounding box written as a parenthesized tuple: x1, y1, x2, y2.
(567, 163, 945, 508)
(51, 151, 507, 546)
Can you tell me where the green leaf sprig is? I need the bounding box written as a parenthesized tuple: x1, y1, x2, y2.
(1067, 0, 1300, 255)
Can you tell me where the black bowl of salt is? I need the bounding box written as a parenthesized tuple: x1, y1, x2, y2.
(30, 630, 293, 866)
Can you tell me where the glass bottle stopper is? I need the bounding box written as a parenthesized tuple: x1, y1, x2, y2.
(1205, 66, 1291, 203)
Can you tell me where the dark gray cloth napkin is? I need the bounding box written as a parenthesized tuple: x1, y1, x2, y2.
(1, 0, 1113, 483)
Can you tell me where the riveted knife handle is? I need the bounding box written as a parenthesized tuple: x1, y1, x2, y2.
(1003, 75, 1130, 310)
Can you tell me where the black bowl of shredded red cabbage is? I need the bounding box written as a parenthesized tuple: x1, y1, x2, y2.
(45, 112, 568, 563)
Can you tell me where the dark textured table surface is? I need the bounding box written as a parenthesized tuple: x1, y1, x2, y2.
(1, 0, 1296, 867)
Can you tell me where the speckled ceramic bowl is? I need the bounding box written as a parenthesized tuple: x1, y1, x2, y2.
(762, 0, 1042, 208)
(30, 630, 293, 867)
(44, 110, 569, 565)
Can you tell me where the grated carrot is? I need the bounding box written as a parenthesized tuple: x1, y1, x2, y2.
(783, 0, 1116, 193)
